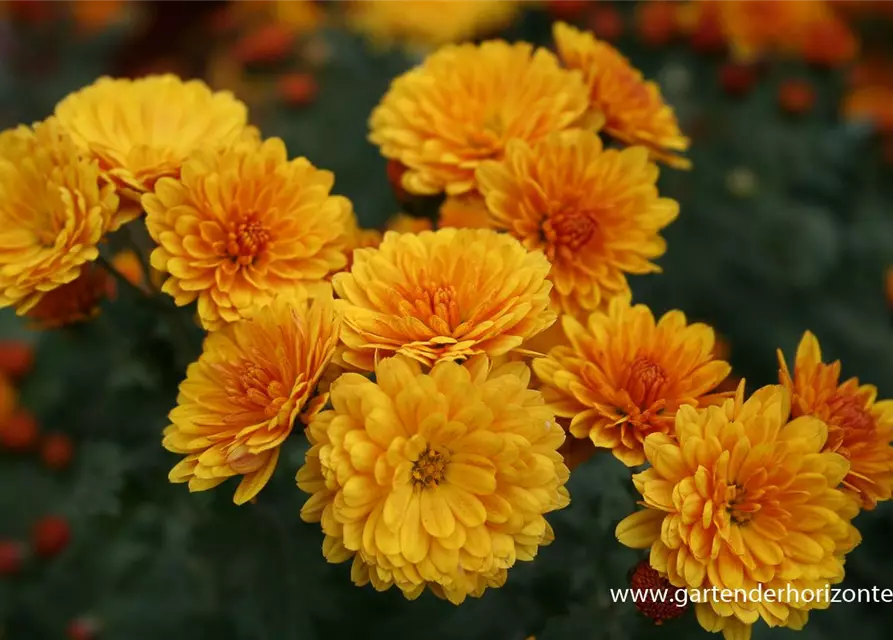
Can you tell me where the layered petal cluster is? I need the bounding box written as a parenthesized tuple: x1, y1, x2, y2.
(164, 293, 340, 505)
(332, 228, 556, 371)
(477, 130, 678, 316)
(553, 22, 691, 169)
(297, 355, 569, 603)
(143, 137, 354, 330)
(55, 75, 250, 204)
(779, 331, 893, 510)
(616, 384, 862, 640)
(533, 297, 730, 466)
(25, 263, 115, 329)
(0, 118, 120, 314)
(369, 40, 594, 196)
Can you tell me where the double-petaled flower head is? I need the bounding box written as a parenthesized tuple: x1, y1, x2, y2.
(55, 74, 250, 205)
(369, 39, 595, 197)
(534, 297, 731, 466)
(332, 227, 556, 371)
(616, 384, 861, 640)
(476, 129, 678, 317)
(164, 292, 340, 505)
(779, 331, 893, 510)
(297, 355, 569, 604)
(553, 22, 691, 170)
(0, 118, 120, 315)
(143, 136, 354, 331)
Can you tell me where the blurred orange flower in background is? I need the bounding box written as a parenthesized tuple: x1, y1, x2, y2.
(25, 263, 115, 330)
(437, 194, 492, 231)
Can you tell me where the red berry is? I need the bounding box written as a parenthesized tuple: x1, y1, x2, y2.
(67, 617, 102, 640)
(278, 73, 318, 107)
(32, 516, 71, 559)
(628, 560, 688, 624)
(40, 433, 75, 470)
(0, 540, 24, 576)
(234, 24, 295, 65)
(779, 79, 815, 115)
(719, 62, 757, 97)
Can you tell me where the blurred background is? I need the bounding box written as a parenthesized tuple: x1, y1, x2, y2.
(2, 1, 893, 639)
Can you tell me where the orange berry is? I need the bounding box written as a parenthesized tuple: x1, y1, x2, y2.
(0, 540, 24, 576)
(589, 5, 623, 42)
(629, 560, 689, 623)
(32, 516, 71, 559)
(234, 23, 295, 65)
(779, 79, 815, 115)
(278, 73, 318, 107)
(0, 341, 34, 379)
(0, 410, 39, 452)
(719, 62, 757, 97)
(41, 433, 74, 471)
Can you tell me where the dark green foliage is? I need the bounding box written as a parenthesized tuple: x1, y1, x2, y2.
(2, 2, 893, 639)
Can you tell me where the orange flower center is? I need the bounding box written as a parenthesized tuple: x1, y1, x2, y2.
(411, 446, 448, 489)
(227, 216, 271, 265)
(725, 483, 760, 525)
(826, 393, 876, 452)
(543, 208, 599, 254)
(403, 282, 462, 332)
(221, 360, 287, 420)
(625, 356, 668, 408)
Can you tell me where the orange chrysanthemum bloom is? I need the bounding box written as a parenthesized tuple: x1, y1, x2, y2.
(616, 384, 861, 640)
(778, 331, 893, 510)
(25, 263, 115, 329)
(297, 355, 569, 604)
(0, 118, 120, 315)
(346, 0, 520, 50)
(332, 228, 556, 371)
(55, 75, 250, 206)
(477, 130, 678, 317)
(143, 137, 353, 331)
(438, 193, 493, 230)
(533, 297, 730, 466)
(164, 293, 340, 505)
(553, 22, 691, 170)
(369, 40, 594, 196)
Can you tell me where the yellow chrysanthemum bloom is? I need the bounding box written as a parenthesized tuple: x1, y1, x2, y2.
(438, 193, 493, 230)
(553, 22, 691, 170)
(143, 137, 353, 331)
(165, 292, 340, 505)
(533, 297, 730, 466)
(369, 40, 595, 196)
(346, 0, 520, 50)
(778, 331, 893, 510)
(616, 384, 861, 640)
(333, 228, 556, 371)
(477, 130, 678, 317)
(55, 75, 250, 205)
(0, 118, 120, 314)
(297, 355, 570, 604)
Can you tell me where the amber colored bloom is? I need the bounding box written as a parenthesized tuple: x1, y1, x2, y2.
(843, 87, 893, 134)
(164, 293, 340, 505)
(346, 0, 520, 50)
(143, 137, 353, 331)
(25, 263, 115, 329)
(616, 384, 861, 640)
(386, 214, 433, 234)
(0, 341, 33, 379)
(477, 130, 678, 317)
(438, 193, 493, 230)
(533, 297, 730, 466)
(0, 118, 120, 315)
(297, 355, 569, 603)
(778, 331, 893, 510)
(55, 75, 250, 204)
(554, 22, 690, 170)
(628, 559, 688, 624)
(0, 410, 38, 451)
(369, 40, 594, 196)
(333, 228, 556, 371)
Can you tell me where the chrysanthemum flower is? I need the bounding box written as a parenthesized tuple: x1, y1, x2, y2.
(616, 384, 861, 640)
(778, 331, 893, 510)
(477, 130, 678, 317)
(25, 263, 115, 329)
(385, 214, 433, 234)
(346, 0, 520, 50)
(54, 75, 250, 205)
(553, 22, 691, 169)
(438, 193, 493, 230)
(143, 137, 353, 331)
(164, 293, 340, 505)
(297, 355, 569, 604)
(533, 297, 730, 466)
(333, 228, 556, 371)
(369, 40, 594, 196)
(0, 118, 120, 315)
